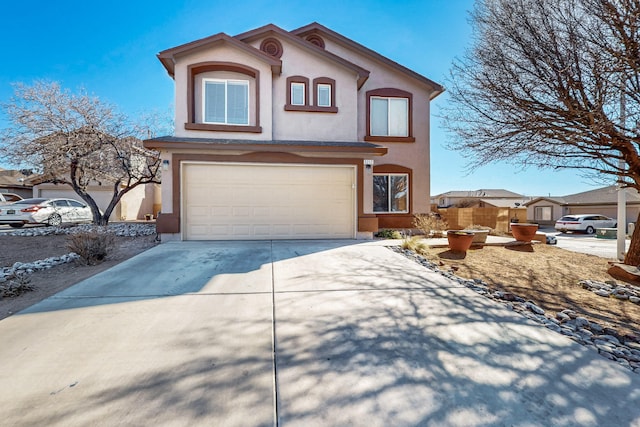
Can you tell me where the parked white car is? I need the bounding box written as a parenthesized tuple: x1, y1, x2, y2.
(554, 214, 616, 234)
(0, 198, 94, 228)
(0, 193, 23, 205)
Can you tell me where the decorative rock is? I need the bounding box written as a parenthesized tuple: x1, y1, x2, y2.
(590, 322, 604, 334)
(561, 309, 578, 319)
(578, 328, 594, 338)
(525, 302, 545, 315)
(597, 334, 621, 345)
(630, 296, 640, 304)
(556, 312, 571, 322)
(575, 317, 590, 328)
(594, 289, 611, 297)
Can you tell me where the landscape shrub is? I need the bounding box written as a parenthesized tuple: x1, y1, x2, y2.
(413, 213, 449, 237)
(66, 231, 115, 265)
(0, 273, 34, 298)
(401, 236, 428, 255)
(375, 229, 404, 239)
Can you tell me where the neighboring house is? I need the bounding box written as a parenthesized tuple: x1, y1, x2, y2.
(525, 185, 640, 227)
(32, 182, 161, 222)
(0, 168, 40, 199)
(144, 22, 444, 240)
(431, 189, 527, 209)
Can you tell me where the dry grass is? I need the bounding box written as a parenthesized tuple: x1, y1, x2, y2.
(420, 243, 640, 336)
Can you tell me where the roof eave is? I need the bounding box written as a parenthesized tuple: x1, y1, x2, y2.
(143, 137, 388, 156)
(157, 32, 283, 78)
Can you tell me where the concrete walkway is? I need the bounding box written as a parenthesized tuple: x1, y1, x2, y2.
(0, 240, 639, 426)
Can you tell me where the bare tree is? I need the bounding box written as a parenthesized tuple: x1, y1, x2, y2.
(443, 0, 640, 264)
(0, 81, 165, 225)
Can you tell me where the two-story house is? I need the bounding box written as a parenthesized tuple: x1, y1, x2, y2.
(144, 23, 443, 240)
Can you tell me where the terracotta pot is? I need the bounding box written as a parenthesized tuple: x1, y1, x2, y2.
(447, 230, 475, 252)
(466, 229, 489, 243)
(510, 223, 539, 242)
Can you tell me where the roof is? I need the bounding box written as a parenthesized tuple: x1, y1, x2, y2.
(291, 22, 445, 99)
(524, 185, 640, 206)
(563, 185, 640, 204)
(0, 169, 40, 188)
(157, 22, 442, 94)
(433, 189, 525, 199)
(157, 32, 283, 77)
(234, 24, 370, 89)
(144, 136, 388, 156)
(480, 198, 528, 208)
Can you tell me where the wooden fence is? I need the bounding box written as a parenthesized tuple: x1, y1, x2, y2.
(437, 207, 528, 233)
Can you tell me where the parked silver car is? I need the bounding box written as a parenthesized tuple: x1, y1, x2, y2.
(554, 214, 616, 234)
(0, 193, 23, 205)
(0, 198, 93, 228)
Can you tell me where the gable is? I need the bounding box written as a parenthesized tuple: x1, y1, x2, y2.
(234, 24, 370, 88)
(158, 32, 282, 78)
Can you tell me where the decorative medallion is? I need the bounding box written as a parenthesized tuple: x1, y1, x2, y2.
(260, 37, 283, 58)
(305, 34, 325, 49)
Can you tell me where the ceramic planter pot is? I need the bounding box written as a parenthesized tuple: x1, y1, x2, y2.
(510, 223, 539, 242)
(447, 230, 475, 252)
(466, 229, 489, 243)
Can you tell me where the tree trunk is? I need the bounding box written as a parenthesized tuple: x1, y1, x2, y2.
(623, 211, 640, 266)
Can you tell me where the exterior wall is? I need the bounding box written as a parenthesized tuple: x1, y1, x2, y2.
(173, 44, 274, 140)
(246, 37, 358, 142)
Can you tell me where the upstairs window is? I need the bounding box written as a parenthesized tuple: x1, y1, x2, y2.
(286, 76, 337, 113)
(313, 77, 337, 112)
(290, 82, 306, 106)
(186, 62, 261, 133)
(203, 79, 249, 125)
(317, 83, 331, 107)
(365, 88, 414, 142)
(370, 97, 408, 137)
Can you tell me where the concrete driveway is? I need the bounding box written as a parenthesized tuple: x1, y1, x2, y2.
(1, 240, 639, 426)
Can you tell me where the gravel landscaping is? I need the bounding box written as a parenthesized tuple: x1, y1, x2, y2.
(393, 245, 640, 374)
(0, 223, 158, 320)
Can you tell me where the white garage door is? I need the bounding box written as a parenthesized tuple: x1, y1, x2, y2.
(182, 163, 355, 240)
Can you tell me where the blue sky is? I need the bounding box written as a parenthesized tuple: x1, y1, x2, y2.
(0, 0, 609, 197)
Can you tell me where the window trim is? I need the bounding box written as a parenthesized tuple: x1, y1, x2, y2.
(365, 88, 414, 142)
(201, 78, 250, 126)
(285, 76, 310, 111)
(285, 76, 338, 113)
(312, 77, 338, 112)
(185, 62, 262, 133)
(373, 172, 409, 214)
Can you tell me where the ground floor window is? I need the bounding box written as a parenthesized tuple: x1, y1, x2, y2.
(535, 206, 552, 221)
(373, 173, 408, 213)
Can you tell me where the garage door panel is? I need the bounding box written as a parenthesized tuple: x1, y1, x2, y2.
(183, 163, 355, 240)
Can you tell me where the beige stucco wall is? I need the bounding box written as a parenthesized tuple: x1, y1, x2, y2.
(172, 44, 274, 140)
